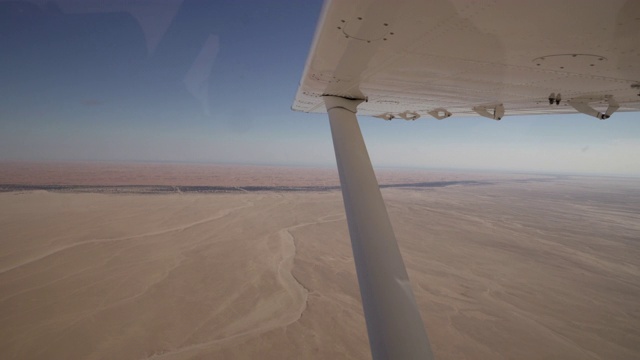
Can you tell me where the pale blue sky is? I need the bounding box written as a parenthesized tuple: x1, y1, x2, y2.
(1, 0, 638, 176)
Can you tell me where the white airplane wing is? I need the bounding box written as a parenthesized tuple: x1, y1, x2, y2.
(292, 1, 639, 359)
(293, 0, 640, 120)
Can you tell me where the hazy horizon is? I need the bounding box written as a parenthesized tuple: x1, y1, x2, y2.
(1, 159, 638, 180)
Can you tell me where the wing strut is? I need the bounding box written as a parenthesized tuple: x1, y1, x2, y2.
(325, 95, 435, 360)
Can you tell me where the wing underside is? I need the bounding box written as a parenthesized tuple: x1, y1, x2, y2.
(293, 0, 640, 119)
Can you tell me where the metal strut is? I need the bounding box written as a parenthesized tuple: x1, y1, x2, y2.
(324, 95, 434, 360)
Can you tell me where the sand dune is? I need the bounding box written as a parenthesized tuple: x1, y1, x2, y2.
(1, 176, 639, 359)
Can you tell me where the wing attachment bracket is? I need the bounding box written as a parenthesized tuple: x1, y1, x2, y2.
(373, 111, 420, 121)
(374, 113, 396, 121)
(428, 108, 452, 120)
(398, 111, 420, 120)
(472, 104, 505, 120)
(568, 95, 619, 120)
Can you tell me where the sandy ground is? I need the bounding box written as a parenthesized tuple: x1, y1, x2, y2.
(1, 176, 639, 359)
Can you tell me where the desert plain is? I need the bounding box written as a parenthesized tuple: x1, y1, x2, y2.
(0, 162, 639, 359)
